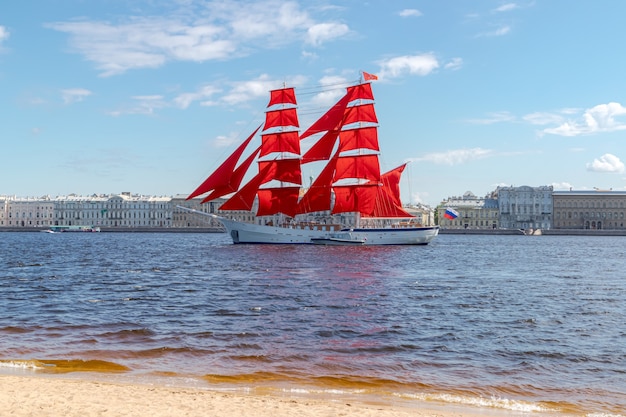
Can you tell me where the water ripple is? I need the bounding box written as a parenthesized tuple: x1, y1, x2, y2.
(0, 232, 625, 415)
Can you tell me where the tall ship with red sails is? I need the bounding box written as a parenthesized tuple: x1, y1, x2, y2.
(186, 73, 439, 245)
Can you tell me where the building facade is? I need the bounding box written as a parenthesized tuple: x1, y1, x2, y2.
(172, 195, 230, 229)
(19, 187, 626, 232)
(438, 191, 499, 229)
(1, 193, 283, 230)
(497, 185, 553, 230)
(552, 190, 626, 230)
(51, 193, 173, 228)
(1, 193, 174, 229)
(0, 196, 54, 227)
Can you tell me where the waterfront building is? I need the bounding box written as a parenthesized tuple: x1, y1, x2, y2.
(0, 191, 436, 231)
(0, 196, 54, 227)
(405, 204, 435, 226)
(497, 185, 553, 230)
(52, 192, 173, 228)
(2, 193, 175, 229)
(438, 191, 499, 229)
(171, 195, 228, 229)
(552, 189, 626, 230)
(0, 197, 8, 226)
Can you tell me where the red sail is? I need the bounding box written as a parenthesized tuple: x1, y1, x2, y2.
(260, 131, 300, 157)
(300, 94, 351, 139)
(201, 145, 261, 202)
(301, 129, 339, 163)
(218, 172, 265, 211)
(241, 86, 302, 217)
(265, 108, 299, 130)
(346, 82, 374, 102)
(332, 184, 379, 216)
(380, 164, 405, 207)
(187, 125, 261, 199)
(368, 187, 414, 217)
(299, 82, 384, 217)
(257, 187, 300, 217)
(338, 126, 379, 153)
(258, 159, 302, 185)
(219, 159, 301, 213)
(364, 164, 414, 218)
(334, 154, 381, 183)
(343, 103, 378, 125)
(268, 87, 296, 107)
(296, 155, 338, 214)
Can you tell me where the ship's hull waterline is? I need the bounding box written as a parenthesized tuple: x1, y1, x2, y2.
(217, 216, 439, 245)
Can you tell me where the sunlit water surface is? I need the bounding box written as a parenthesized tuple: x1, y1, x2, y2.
(1, 232, 624, 416)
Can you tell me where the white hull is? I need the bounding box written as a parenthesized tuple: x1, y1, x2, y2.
(217, 217, 439, 245)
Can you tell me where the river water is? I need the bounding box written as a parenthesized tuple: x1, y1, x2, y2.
(0, 232, 624, 416)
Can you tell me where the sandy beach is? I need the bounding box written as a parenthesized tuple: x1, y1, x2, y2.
(0, 375, 494, 417)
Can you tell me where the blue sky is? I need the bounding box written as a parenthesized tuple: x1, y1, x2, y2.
(2, 1, 626, 207)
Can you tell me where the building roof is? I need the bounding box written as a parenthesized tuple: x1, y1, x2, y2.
(553, 190, 626, 196)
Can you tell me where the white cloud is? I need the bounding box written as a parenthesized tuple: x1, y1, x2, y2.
(409, 148, 494, 165)
(0, 25, 9, 44)
(399, 9, 423, 17)
(200, 73, 308, 107)
(586, 153, 625, 173)
(219, 74, 280, 106)
(109, 95, 167, 116)
(487, 25, 511, 37)
(46, 19, 230, 77)
(523, 112, 564, 126)
(0, 25, 9, 54)
(301, 50, 318, 60)
(543, 102, 626, 136)
(227, 1, 311, 40)
(476, 24, 511, 38)
(378, 53, 439, 80)
(466, 111, 515, 125)
(551, 182, 574, 190)
(61, 88, 92, 104)
(45, 1, 349, 76)
(174, 85, 222, 109)
(411, 191, 429, 205)
(306, 22, 349, 47)
(444, 57, 463, 71)
(494, 3, 519, 12)
(309, 75, 349, 107)
(214, 132, 243, 148)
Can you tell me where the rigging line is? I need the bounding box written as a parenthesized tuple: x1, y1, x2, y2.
(195, 119, 263, 183)
(406, 161, 413, 206)
(295, 78, 361, 95)
(297, 106, 336, 116)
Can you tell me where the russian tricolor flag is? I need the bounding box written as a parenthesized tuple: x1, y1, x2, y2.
(444, 208, 459, 220)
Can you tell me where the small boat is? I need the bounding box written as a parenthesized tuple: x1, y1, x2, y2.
(311, 233, 366, 246)
(48, 225, 101, 233)
(186, 72, 439, 245)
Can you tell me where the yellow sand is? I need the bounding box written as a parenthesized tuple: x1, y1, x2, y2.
(0, 374, 500, 417)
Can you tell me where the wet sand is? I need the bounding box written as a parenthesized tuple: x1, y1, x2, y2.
(0, 375, 501, 417)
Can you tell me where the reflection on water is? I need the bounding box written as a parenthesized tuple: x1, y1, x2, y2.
(1, 232, 625, 416)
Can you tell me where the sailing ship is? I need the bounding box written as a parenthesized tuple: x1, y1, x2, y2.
(186, 73, 439, 245)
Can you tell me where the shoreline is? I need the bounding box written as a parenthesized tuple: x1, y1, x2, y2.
(0, 358, 593, 416)
(4, 226, 626, 236)
(439, 228, 626, 236)
(0, 373, 558, 417)
(0, 227, 223, 233)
